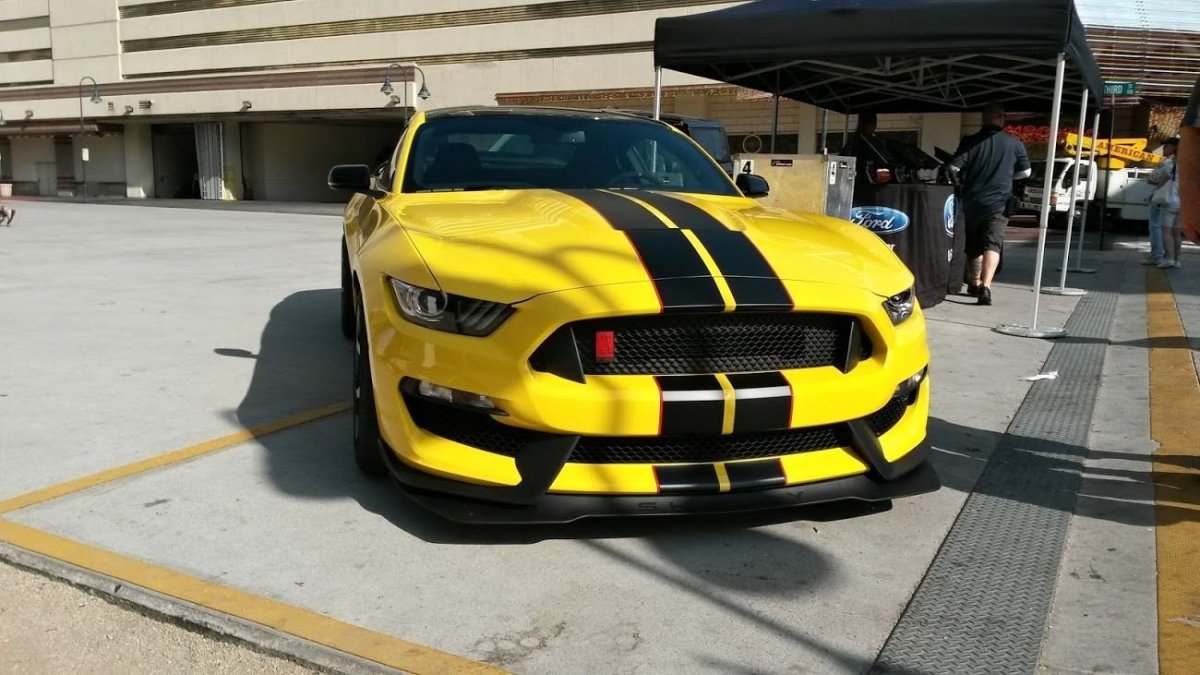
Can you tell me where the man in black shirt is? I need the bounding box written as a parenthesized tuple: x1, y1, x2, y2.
(950, 104, 1032, 305)
(844, 111, 893, 184)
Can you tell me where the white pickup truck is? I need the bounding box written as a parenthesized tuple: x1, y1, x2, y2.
(1019, 158, 1155, 227)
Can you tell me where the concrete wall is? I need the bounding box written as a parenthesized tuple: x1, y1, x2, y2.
(123, 124, 154, 198)
(244, 123, 400, 202)
(49, 0, 120, 84)
(0, 0, 53, 86)
(11, 136, 53, 181)
(73, 133, 126, 197)
(74, 133, 125, 182)
(11, 136, 54, 195)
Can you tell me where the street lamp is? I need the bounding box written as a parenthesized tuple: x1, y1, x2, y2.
(381, 63, 430, 126)
(78, 76, 101, 202)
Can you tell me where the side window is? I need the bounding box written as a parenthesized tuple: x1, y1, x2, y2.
(1061, 163, 1076, 190)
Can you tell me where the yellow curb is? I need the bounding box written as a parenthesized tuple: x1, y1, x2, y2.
(1145, 267, 1200, 674)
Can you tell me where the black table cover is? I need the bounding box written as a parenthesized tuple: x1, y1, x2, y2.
(851, 183, 964, 308)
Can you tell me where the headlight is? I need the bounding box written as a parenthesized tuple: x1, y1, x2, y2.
(389, 278, 513, 336)
(883, 287, 915, 325)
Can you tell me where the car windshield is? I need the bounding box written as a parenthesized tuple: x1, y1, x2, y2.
(403, 113, 739, 196)
(1029, 160, 1071, 183)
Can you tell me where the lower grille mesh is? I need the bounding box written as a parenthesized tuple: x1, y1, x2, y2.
(405, 394, 911, 464)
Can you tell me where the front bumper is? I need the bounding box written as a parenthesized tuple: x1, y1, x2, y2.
(380, 384, 935, 523)
(385, 440, 937, 524)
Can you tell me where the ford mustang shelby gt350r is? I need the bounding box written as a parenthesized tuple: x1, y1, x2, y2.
(331, 107, 937, 523)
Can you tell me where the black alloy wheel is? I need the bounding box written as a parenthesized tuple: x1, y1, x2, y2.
(353, 289, 387, 477)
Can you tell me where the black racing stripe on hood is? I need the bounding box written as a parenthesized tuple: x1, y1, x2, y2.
(557, 189, 666, 230)
(624, 190, 728, 230)
(691, 230, 793, 311)
(625, 230, 724, 313)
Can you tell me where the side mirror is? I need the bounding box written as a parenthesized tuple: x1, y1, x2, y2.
(736, 172, 770, 198)
(327, 164, 373, 192)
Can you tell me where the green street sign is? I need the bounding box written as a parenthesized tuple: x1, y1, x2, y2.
(1103, 81, 1137, 96)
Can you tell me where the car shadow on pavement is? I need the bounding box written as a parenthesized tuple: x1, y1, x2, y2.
(928, 416, 1197, 527)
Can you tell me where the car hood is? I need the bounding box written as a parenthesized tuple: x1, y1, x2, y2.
(390, 189, 912, 304)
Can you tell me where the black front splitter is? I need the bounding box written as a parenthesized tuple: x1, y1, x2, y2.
(383, 441, 940, 524)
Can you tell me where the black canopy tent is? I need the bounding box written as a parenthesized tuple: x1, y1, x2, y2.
(653, 0, 1105, 339)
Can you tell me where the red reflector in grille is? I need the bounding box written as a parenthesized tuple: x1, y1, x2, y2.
(595, 331, 616, 363)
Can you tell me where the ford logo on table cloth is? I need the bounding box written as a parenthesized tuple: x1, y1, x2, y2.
(943, 194, 957, 237)
(850, 206, 910, 235)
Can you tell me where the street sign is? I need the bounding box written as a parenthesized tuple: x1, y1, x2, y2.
(1103, 81, 1137, 96)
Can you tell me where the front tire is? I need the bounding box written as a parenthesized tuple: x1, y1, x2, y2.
(353, 289, 387, 478)
(340, 242, 355, 340)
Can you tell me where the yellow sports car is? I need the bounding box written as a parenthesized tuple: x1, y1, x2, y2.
(330, 107, 936, 523)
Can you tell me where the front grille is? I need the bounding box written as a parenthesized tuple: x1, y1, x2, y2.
(404, 393, 910, 464)
(534, 313, 871, 377)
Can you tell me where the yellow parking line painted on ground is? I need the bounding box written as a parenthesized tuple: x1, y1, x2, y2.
(0, 403, 350, 515)
(0, 519, 503, 674)
(1145, 268, 1200, 674)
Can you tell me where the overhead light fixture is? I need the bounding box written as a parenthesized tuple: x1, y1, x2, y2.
(381, 63, 431, 101)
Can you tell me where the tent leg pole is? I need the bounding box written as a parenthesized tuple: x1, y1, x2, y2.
(996, 53, 1067, 340)
(843, 114, 850, 149)
(821, 109, 829, 154)
(1100, 92, 1116, 251)
(1045, 87, 1089, 296)
(1069, 110, 1103, 274)
(653, 67, 662, 121)
(771, 93, 780, 153)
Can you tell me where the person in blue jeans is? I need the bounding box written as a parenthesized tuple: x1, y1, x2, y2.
(1143, 139, 1177, 265)
(1148, 138, 1181, 268)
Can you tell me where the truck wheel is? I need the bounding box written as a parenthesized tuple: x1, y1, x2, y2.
(353, 291, 387, 478)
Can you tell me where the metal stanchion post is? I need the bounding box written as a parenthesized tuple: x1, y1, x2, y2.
(995, 54, 1068, 339)
(1099, 92, 1116, 251)
(1043, 88, 1089, 296)
(1065, 111, 1102, 273)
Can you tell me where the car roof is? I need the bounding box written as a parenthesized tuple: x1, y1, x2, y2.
(423, 106, 662, 123)
(611, 110, 722, 126)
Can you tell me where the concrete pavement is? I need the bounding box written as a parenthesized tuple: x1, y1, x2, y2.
(0, 200, 1194, 673)
(0, 561, 313, 674)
